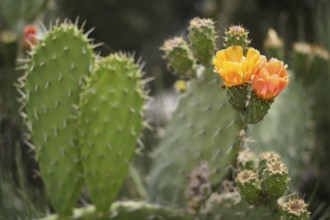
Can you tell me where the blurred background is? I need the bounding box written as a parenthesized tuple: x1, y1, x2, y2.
(1, 0, 330, 219)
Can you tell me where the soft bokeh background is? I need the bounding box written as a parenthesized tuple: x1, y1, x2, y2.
(1, 0, 330, 219)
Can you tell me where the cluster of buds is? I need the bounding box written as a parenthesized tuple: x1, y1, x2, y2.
(236, 151, 289, 205)
(161, 18, 217, 90)
(213, 25, 289, 123)
(185, 162, 212, 212)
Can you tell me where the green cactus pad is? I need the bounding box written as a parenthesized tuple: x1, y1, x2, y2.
(21, 23, 94, 216)
(227, 84, 249, 112)
(39, 201, 194, 220)
(148, 68, 240, 205)
(261, 161, 289, 201)
(161, 37, 197, 79)
(188, 18, 217, 66)
(236, 170, 262, 205)
(246, 92, 273, 124)
(79, 53, 145, 213)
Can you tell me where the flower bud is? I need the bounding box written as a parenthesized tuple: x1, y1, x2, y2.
(281, 198, 310, 220)
(237, 149, 257, 170)
(223, 25, 251, 51)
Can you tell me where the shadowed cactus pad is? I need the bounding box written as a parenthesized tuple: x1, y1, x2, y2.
(39, 201, 194, 220)
(148, 69, 240, 205)
(79, 53, 145, 213)
(19, 23, 94, 216)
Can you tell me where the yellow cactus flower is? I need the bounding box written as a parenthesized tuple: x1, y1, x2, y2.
(252, 56, 289, 100)
(213, 46, 261, 87)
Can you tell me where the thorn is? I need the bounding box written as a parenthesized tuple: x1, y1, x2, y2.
(85, 27, 95, 37)
(92, 42, 104, 49)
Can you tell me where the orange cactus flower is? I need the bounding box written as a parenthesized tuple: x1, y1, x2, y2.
(23, 25, 38, 49)
(252, 56, 289, 100)
(213, 46, 261, 87)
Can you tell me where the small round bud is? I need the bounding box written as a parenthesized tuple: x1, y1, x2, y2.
(281, 198, 310, 220)
(237, 149, 257, 170)
(261, 161, 289, 201)
(223, 25, 251, 51)
(236, 170, 262, 205)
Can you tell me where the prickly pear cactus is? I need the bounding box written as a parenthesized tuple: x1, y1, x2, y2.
(79, 53, 145, 213)
(18, 23, 94, 216)
(148, 68, 241, 205)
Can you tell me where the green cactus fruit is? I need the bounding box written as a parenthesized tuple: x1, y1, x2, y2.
(226, 83, 249, 112)
(261, 161, 289, 201)
(188, 17, 217, 66)
(258, 151, 281, 173)
(161, 37, 197, 79)
(246, 91, 273, 124)
(280, 198, 310, 220)
(237, 149, 257, 170)
(19, 23, 94, 216)
(79, 53, 145, 214)
(223, 25, 251, 51)
(236, 170, 262, 205)
(148, 68, 240, 205)
(39, 201, 194, 220)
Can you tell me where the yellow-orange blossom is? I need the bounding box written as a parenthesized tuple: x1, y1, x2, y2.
(213, 46, 261, 87)
(213, 46, 289, 100)
(253, 56, 289, 100)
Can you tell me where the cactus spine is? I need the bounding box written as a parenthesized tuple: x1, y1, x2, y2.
(18, 23, 94, 216)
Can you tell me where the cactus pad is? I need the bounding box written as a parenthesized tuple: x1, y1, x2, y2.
(79, 53, 145, 213)
(21, 23, 94, 216)
(148, 68, 240, 205)
(188, 18, 217, 66)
